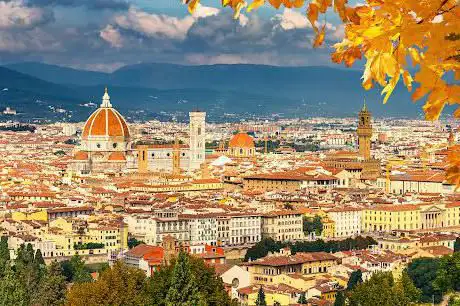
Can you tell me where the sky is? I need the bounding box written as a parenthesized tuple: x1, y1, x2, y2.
(0, 0, 351, 72)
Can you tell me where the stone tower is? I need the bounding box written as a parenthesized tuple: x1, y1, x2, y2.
(189, 111, 206, 170)
(172, 136, 181, 175)
(357, 101, 372, 160)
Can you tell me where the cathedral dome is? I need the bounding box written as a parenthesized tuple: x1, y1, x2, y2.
(108, 151, 126, 161)
(82, 88, 130, 140)
(228, 132, 255, 149)
(74, 151, 88, 160)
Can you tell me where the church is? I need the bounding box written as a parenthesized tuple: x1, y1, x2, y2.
(71, 88, 206, 174)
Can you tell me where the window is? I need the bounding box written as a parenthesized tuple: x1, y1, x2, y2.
(96, 143, 101, 148)
(113, 143, 117, 148)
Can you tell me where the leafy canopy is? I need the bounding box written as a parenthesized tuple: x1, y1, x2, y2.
(184, 0, 460, 187)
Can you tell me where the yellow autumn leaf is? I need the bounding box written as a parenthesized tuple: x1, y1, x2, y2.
(402, 70, 413, 92)
(247, 0, 264, 11)
(187, 0, 200, 14)
(381, 72, 400, 104)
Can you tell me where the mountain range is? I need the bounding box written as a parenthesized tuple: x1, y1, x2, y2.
(0, 61, 428, 122)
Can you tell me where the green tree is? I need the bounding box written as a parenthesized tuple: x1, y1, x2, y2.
(0, 265, 28, 306)
(398, 269, 421, 304)
(298, 292, 307, 304)
(347, 270, 363, 290)
(32, 261, 67, 306)
(14, 243, 41, 304)
(455, 238, 460, 252)
(334, 291, 346, 306)
(434, 252, 460, 293)
(60, 255, 92, 283)
(34, 249, 45, 267)
(407, 257, 443, 303)
(303, 216, 323, 235)
(66, 261, 150, 306)
(128, 237, 144, 249)
(0, 236, 10, 277)
(255, 286, 267, 306)
(165, 252, 201, 306)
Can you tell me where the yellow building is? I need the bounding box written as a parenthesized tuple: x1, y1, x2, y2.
(244, 249, 338, 286)
(12, 210, 48, 222)
(238, 284, 300, 306)
(322, 217, 335, 239)
(363, 202, 460, 233)
(262, 211, 304, 242)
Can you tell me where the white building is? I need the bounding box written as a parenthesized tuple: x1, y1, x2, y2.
(327, 207, 362, 238)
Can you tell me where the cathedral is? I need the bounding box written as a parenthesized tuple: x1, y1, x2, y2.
(71, 88, 206, 174)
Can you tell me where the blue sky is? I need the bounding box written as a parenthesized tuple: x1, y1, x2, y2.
(0, 0, 352, 72)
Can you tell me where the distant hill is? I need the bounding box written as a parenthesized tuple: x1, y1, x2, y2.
(5, 62, 109, 87)
(1, 62, 428, 120)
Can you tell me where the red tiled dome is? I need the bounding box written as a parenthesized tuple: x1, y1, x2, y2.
(74, 151, 88, 160)
(108, 151, 126, 161)
(82, 108, 129, 140)
(228, 132, 254, 149)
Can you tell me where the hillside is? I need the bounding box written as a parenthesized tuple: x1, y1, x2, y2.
(1, 62, 429, 120)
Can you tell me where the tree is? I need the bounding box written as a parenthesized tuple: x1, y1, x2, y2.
(407, 257, 443, 303)
(0, 265, 28, 306)
(165, 252, 201, 306)
(184, 0, 460, 187)
(348, 272, 407, 306)
(273, 302, 281, 306)
(454, 237, 460, 252)
(298, 292, 307, 304)
(128, 238, 144, 249)
(303, 216, 323, 235)
(434, 252, 460, 293)
(34, 249, 45, 267)
(334, 291, 346, 306)
(0, 236, 10, 277)
(32, 261, 67, 306)
(398, 270, 421, 305)
(66, 261, 150, 306)
(255, 286, 267, 306)
(347, 270, 363, 290)
(14, 243, 42, 304)
(60, 255, 92, 283)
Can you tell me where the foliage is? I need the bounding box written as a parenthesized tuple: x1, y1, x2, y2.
(165, 251, 202, 305)
(0, 124, 36, 132)
(0, 265, 28, 306)
(60, 255, 93, 283)
(255, 286, 267, 306)
(433, 252, 460, 293)
(127, 237, 144, 249)
(348, 271, 419, 306)
(32, 262, 67, 306)
(149, 253, 234, 306)
(347, 269, 363, 290)
(298, 291, 307, 304)
(0, 236, 10, 278)
(54, 150, 66, 156)
(455, 237, 460, 252)
(66, 261, 150, 306)
(407, 257, 443, 303)
(183, 0, 460, 185)
(334, 291, 346, 306)
(73, 242, 105, 250)
(245, 236, 377, 261)
(303, 215, 323, 235)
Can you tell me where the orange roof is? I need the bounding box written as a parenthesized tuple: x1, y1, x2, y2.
(228, 132, 254, 149)
(108, 151, 126, 161)
(82, 108, 130, 140)
(74, 151, 89, 160)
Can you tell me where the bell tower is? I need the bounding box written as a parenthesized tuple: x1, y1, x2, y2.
(189, 111, 206, 170)
(357, 100, 372, 160)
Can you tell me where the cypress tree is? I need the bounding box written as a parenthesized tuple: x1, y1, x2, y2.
(165, 252, 201, 306)
(255, 286, 267, 306)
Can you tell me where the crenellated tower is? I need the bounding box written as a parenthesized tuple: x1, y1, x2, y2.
(357, 100, 373, 160)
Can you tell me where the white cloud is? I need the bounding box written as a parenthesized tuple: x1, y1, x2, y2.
(276, 9, 312, 30)
(100, 24, 123, 48)
(0, 0, 52, 29)
(101, 4, 219, 43)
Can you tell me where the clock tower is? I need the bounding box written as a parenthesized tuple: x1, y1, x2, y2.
(357, 100, 372, 160)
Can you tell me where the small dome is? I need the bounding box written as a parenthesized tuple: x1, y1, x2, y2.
(229, 132, 255, 149)
(82, 88, 130, 140)
(108, 151, 126, 161)
(74, 151, 88, 160)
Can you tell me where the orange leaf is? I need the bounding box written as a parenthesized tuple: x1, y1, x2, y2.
(314, 24, 326, 48)
(307, 2, 319, 32)
(402, 70, 413, 92)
